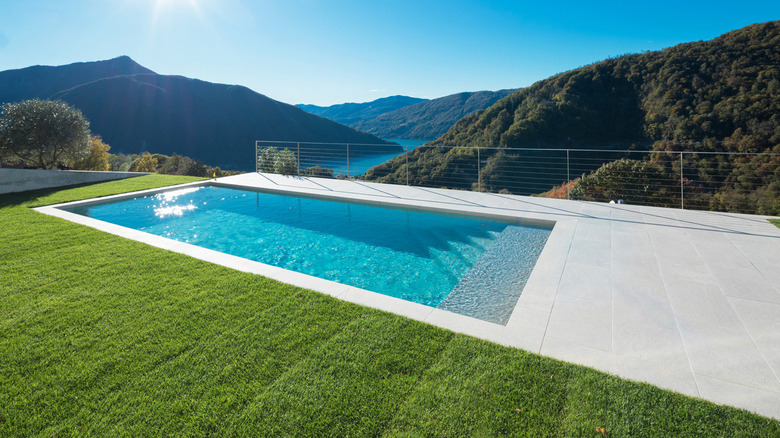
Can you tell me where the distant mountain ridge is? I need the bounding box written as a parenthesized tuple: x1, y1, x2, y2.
(297, 95, 427, 126)
(0, 56, 154, 103)
(0, 57, 396, 169)
(298, 89, 518, 141)
(352, 89, 518, 140)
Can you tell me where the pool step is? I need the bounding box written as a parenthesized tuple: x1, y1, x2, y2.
(437, 225, 549, 325)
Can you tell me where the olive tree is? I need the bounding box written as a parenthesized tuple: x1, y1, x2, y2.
(0, 99, 91, 169)
(257, 147, 277, 173)
(274, 148, 298, 175)
(256, 147, 298, 175)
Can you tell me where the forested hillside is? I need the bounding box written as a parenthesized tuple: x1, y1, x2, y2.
(352, 89, 518, 140)
(367, 21, 780, 214)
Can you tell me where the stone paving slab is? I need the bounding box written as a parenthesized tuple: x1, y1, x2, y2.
(37, 172, 780, 420)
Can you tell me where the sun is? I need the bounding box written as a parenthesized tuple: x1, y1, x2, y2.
(154, 0, 202, 12)
(151, 0, 204, 21)
(146, 0, 209, 31)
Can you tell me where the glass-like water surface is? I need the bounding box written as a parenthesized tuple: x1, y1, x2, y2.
(64, 185, 551, 323)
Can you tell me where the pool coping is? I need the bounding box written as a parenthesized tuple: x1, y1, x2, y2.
(34, 173, 780, 420)
(35, 179, 565, 346)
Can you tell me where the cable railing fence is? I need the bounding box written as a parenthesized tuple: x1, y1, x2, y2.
(255, 140, 780, 215)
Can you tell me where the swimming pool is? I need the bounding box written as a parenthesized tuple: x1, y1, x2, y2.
(60, 184, 551, 324)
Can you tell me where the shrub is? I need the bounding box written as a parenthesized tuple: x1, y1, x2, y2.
(132, 152, 158, 173)
(569, 158, 679, 207)
(257, 147, 298, 175)
(274, 148, 298, 175)
(71, 136, 111, 171)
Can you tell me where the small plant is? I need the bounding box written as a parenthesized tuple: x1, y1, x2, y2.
(257, 147, 277, 173)
(274, 148, 298, 175)
(257, 147, 298, 175)
(301, 165, 335, 178)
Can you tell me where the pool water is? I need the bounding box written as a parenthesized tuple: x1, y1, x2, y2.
(64, 185, 551, 324)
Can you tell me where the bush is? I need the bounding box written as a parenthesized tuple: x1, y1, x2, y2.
(257, 147, 277, 173)
(132, 152, 158, 173)
(569, 159, 679, 207)
(256, 147, 298, 175)
(71, 136, 111, 171)
(274, 148, 298, 175)
(301, 165, 335, 178)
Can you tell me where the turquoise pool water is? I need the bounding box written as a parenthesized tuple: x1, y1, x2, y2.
(63, 185, 550, 324)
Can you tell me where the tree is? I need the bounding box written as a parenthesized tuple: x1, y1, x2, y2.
(274, 148, 298, 175)
(177, 157, 208, 176)
(257, 147, 277, 173)
(0, 99, 91, 169)
(256, 147, 298, 175)
(132, 152, 158, 172)
(72, 136, 111, 171)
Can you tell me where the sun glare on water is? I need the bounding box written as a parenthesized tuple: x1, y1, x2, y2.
(154, 203, 197, 218)
(152, 187, 202, 218)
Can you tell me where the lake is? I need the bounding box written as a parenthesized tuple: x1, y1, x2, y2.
(300, 138, 428, 176)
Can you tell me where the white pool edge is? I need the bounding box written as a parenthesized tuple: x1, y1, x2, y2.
(31, 174, 780, 419)
(34, 180, 566, 352)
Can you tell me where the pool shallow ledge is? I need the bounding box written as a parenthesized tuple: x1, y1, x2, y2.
(34, 178, 564, 352)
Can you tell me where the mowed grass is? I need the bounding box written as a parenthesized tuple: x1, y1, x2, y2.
(771, 218, 780, 229)
(1, 175, 778, 437)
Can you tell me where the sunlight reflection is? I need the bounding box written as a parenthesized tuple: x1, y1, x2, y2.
(155, 186, 202, 201)
(152, 186, 202, 217)
(154, 203, 197, 218)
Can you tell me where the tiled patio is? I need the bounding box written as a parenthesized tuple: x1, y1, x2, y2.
(38, 173, 780, 419)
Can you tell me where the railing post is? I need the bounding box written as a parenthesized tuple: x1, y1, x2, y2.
(297, 142, 300, 175)
(566, 149, 570, 200)
(347, 144, 350, 178)
(405, 146, 409, 186)
(255, 141, 258, 173)
(680, 151, 684, 209)
(477, 147, 481, 192)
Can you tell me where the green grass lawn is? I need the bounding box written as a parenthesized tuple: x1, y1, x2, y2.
(2, 175, 779, 437)
(771, 218, 780, 229)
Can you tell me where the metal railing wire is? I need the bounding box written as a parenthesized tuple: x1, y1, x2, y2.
(255, 140, 780, 215)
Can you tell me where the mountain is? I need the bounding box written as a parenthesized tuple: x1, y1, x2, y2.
(297, 95, 427, 126)
(434, 22, 779, 151)
(0, 57, 398, 170)
(0, 56, 153, 104)
(351, 89, 518, 140)
(366, 21, 780, 213)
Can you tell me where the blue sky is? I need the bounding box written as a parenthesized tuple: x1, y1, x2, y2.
(0, 0, 778, 106)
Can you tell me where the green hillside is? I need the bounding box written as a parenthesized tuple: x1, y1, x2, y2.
(367, 21, 780, 214)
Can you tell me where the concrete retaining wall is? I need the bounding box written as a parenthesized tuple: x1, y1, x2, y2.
(0, 168, 148, 195)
